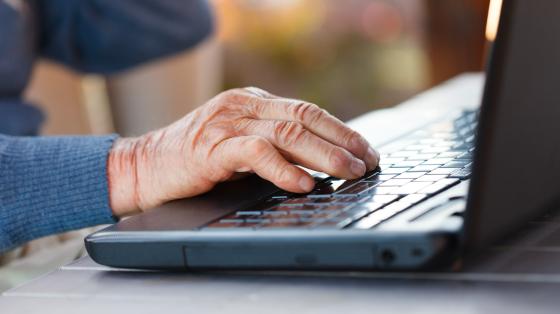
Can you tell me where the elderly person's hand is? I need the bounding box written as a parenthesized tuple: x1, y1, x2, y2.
(108, 87, 380, 217)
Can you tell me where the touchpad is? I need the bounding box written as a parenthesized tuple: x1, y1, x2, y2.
(111, 175, 279, 231)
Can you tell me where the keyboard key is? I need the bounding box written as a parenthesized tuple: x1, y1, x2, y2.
(336, 181, 380, 195)
(315, 216, 355, 229)
(281, 198, 314, 206)
(395, 172, 426, 179)
(352, 210, 390, 229)
(378, 157, 406, 165)
(361, 202, 387, 212)
(418, 178, 460, 195)
(399, 193, 428, 205)
(428, 168, 461, 175)
(365, 174, 396, 181)
(330, 196, 368, 204)
(409, 164, 440, 172)
(308, 210, 339, 219)
(314, 204, 349, 211)
(331, 207, 372, 226)
(406, 153, 438, 161)
(390, 151, 420, 157)
(456, 152, 473, 160)
(379, 167, 409, 174)
(261, 218, 313, 228)
(219, 218, 244, 223)
(449, 168, 472, 179)
(380, 201, 415, 215)
(394, 181, 433, 194)
(452, 142, 470, 150)
(379, 178, 413, 186)
(437, 151, 463, 158)
(352, 201, 412, 229)
(288, 209, 316, 215)
(421, 147, 451, 153)
(236, 211, 263, 216)
(368, 186, 400, 195)
(245, 218, 271, 224)
(414, 174, 448, 182)
(367, 194, 399, 204)
(441, 160, 470, 168)
(433, 140, 457, 147)
(422, 158, 454, 165)
(205, 218, 261, 229)
(459, 127, 474, 137)
(273, 205, 318, 212)
(404, 144, 432, 151)
(324, 178, 353, 189)
(260, 210, 289, 218)
(392, 160, 424, 168)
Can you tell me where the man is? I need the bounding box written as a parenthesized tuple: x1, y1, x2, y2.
(0, 0, 379, 258)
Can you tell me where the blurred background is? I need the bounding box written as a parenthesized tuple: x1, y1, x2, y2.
(25, 0, 490, 136)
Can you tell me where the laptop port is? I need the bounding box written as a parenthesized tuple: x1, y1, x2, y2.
(380, 249, 396, 264)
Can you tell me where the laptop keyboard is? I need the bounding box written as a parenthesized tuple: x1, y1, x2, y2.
(203, 110, 478, 230)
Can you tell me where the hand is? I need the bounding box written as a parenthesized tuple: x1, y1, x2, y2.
(108, 87, 380, 217)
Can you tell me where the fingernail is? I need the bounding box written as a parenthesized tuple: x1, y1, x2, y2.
(299, 176, 315, 192)
(364, 147, 380, 170)
(350, 158, 366, 177)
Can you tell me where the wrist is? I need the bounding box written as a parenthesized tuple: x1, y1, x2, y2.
(107, 137, 143, 217)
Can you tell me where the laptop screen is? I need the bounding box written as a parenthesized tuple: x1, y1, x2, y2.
(465, 0, 560, 248)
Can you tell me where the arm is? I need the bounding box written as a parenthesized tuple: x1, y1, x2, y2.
(0, 88, 379, 252)
(0, 134, 117, 252)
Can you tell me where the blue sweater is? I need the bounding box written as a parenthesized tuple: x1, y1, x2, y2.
(0, 0, 213, 252)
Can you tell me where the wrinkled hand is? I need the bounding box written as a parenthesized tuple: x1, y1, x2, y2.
(108, 87, 380, 217)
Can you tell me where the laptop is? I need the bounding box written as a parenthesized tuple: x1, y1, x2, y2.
(85, 0, 560, 270)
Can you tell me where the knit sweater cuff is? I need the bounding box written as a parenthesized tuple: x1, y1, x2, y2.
(0, 134, 119, 252)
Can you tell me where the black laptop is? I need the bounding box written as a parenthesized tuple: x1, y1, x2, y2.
(85, 0, 560, 270)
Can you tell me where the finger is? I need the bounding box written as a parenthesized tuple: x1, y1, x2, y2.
(244, 94, 380, 170)
(243, 87, 277, 99)
(239, 119, 367, 179)
(214, 136, 315, 193)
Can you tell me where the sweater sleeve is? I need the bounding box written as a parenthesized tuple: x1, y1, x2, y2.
(0, 134, 119, 253)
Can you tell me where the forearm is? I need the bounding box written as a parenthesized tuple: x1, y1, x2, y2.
(0, 134, 118, 253)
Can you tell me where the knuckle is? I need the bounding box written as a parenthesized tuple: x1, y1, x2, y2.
(274, 121, 307, 147)
(243, 86, 270, 97)
(247, 137, 271, 157)
(218, 89, 245, 104)
(291, 102, 322, 123)
(276, 165, 295, 186)
(346, 130, 364, 149)
(329, 148, 351, 172)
